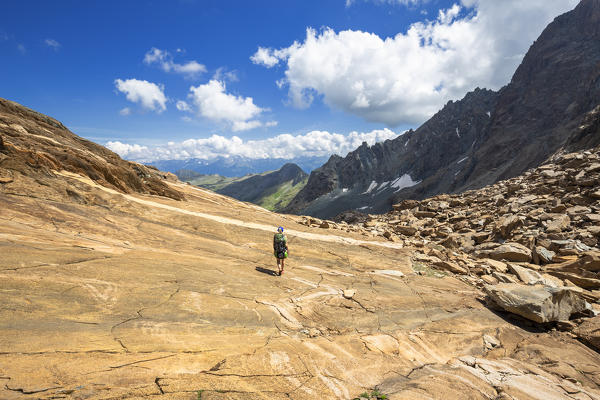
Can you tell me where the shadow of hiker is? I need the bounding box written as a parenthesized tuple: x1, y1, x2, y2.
(255, 266, 278, 276)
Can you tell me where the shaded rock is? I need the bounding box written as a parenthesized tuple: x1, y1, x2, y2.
(319, 221, 330, 229)
(395, 225, 417, 236)
(495, 215, 523, 238)
(440, 233, 474, 250)
(488, 243, 532, 263)
(484, 283, 590, 323)
(492, 272, 519, 284)
(472, 231, 490, 244)
(533, 246, 555, 264)
(586, 213, 600, 223)
(546, 214, 571, 233)
(392, 199, 419, 211)
(481, 258, 508, 273)
(573, 316, 600, 351)
(546, 271, 600, 290)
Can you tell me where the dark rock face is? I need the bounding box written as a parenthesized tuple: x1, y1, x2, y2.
(286, 0, 600, 219)
(217, 163, 307, 202)
(457, 0, 600, 191)
(284, 88, 499, 217)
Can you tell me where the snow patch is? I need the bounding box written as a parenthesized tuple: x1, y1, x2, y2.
(377, 181, 390, 191)
(486, 111, 491, 117)
(363, 180, 378, 194)
(390, 174, 420, 192)
(456, 127, 460, 138)
(342, 188, 348, 193)
(457, 156, 468, 164)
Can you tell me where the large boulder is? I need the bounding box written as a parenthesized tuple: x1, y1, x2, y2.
(488, 243, 532, 263)
(495, 215, 523, 238)
(546, 214, 571, 233)
(484, 283, 590, 323)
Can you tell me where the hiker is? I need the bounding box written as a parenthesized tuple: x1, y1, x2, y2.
(273, 226, 288, 276)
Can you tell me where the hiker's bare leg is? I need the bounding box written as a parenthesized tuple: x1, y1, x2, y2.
(281, 259, 285, 271)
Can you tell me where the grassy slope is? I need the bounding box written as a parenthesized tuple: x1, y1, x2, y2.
(187, 173, 257, 191)
(184, 172, 307, 212)
(255, 177, 308, 212)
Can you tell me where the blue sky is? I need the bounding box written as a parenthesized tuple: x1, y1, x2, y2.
(0, 0, 578, 162)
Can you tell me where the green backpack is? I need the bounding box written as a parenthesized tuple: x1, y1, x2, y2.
(274, 233, 287, 258)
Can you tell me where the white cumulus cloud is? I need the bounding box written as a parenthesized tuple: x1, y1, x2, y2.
(114, 78, 167, 113)
(106, 128, 399, 162)
(253, 0, 578, 126)
(187, 79, 270, 131)
(250, 47, 281, 68)
(144, 47, 206, 78)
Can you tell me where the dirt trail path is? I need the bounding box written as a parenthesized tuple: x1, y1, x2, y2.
(58, 170, 404, 250)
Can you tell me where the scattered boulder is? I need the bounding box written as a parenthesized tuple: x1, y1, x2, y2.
(395, 225, 417, 236)
(488, 243, 532, 263)
(546, 214, 571, 233)
(433, 260, 468, 274)
(342, 289, 356, 299)
(533, 246, 555, 264)
(507, 264, 552, 286)
(392, 199, 419, 211)
(484, 283, 590, 323)
(495, 215, 523, 238)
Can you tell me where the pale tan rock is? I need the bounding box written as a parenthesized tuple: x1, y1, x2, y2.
(481, 274, 499, 285)
(546, 214, 571, 233)
(488, 242, 532, 263)
(433, 260, 468, 274)
(482, 258, 509, 273)
(485, 284, 591, 323)
(395, 225, 418, 236)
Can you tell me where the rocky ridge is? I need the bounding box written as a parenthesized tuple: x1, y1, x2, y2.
(0, 97, 183, 203)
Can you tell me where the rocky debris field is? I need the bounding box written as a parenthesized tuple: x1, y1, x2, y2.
(325, 146, 600, 350)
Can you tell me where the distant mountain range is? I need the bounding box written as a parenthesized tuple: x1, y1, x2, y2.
(180, 163, 308, 212)
(284, 0, 600, 218)
(149, 155, 328, 178)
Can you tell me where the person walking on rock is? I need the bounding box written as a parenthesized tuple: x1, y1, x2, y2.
(273, 226, 288, 276)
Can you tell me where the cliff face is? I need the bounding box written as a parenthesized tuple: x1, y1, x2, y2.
(453, 0, 600, 191)
(286, 0, 600, 219)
